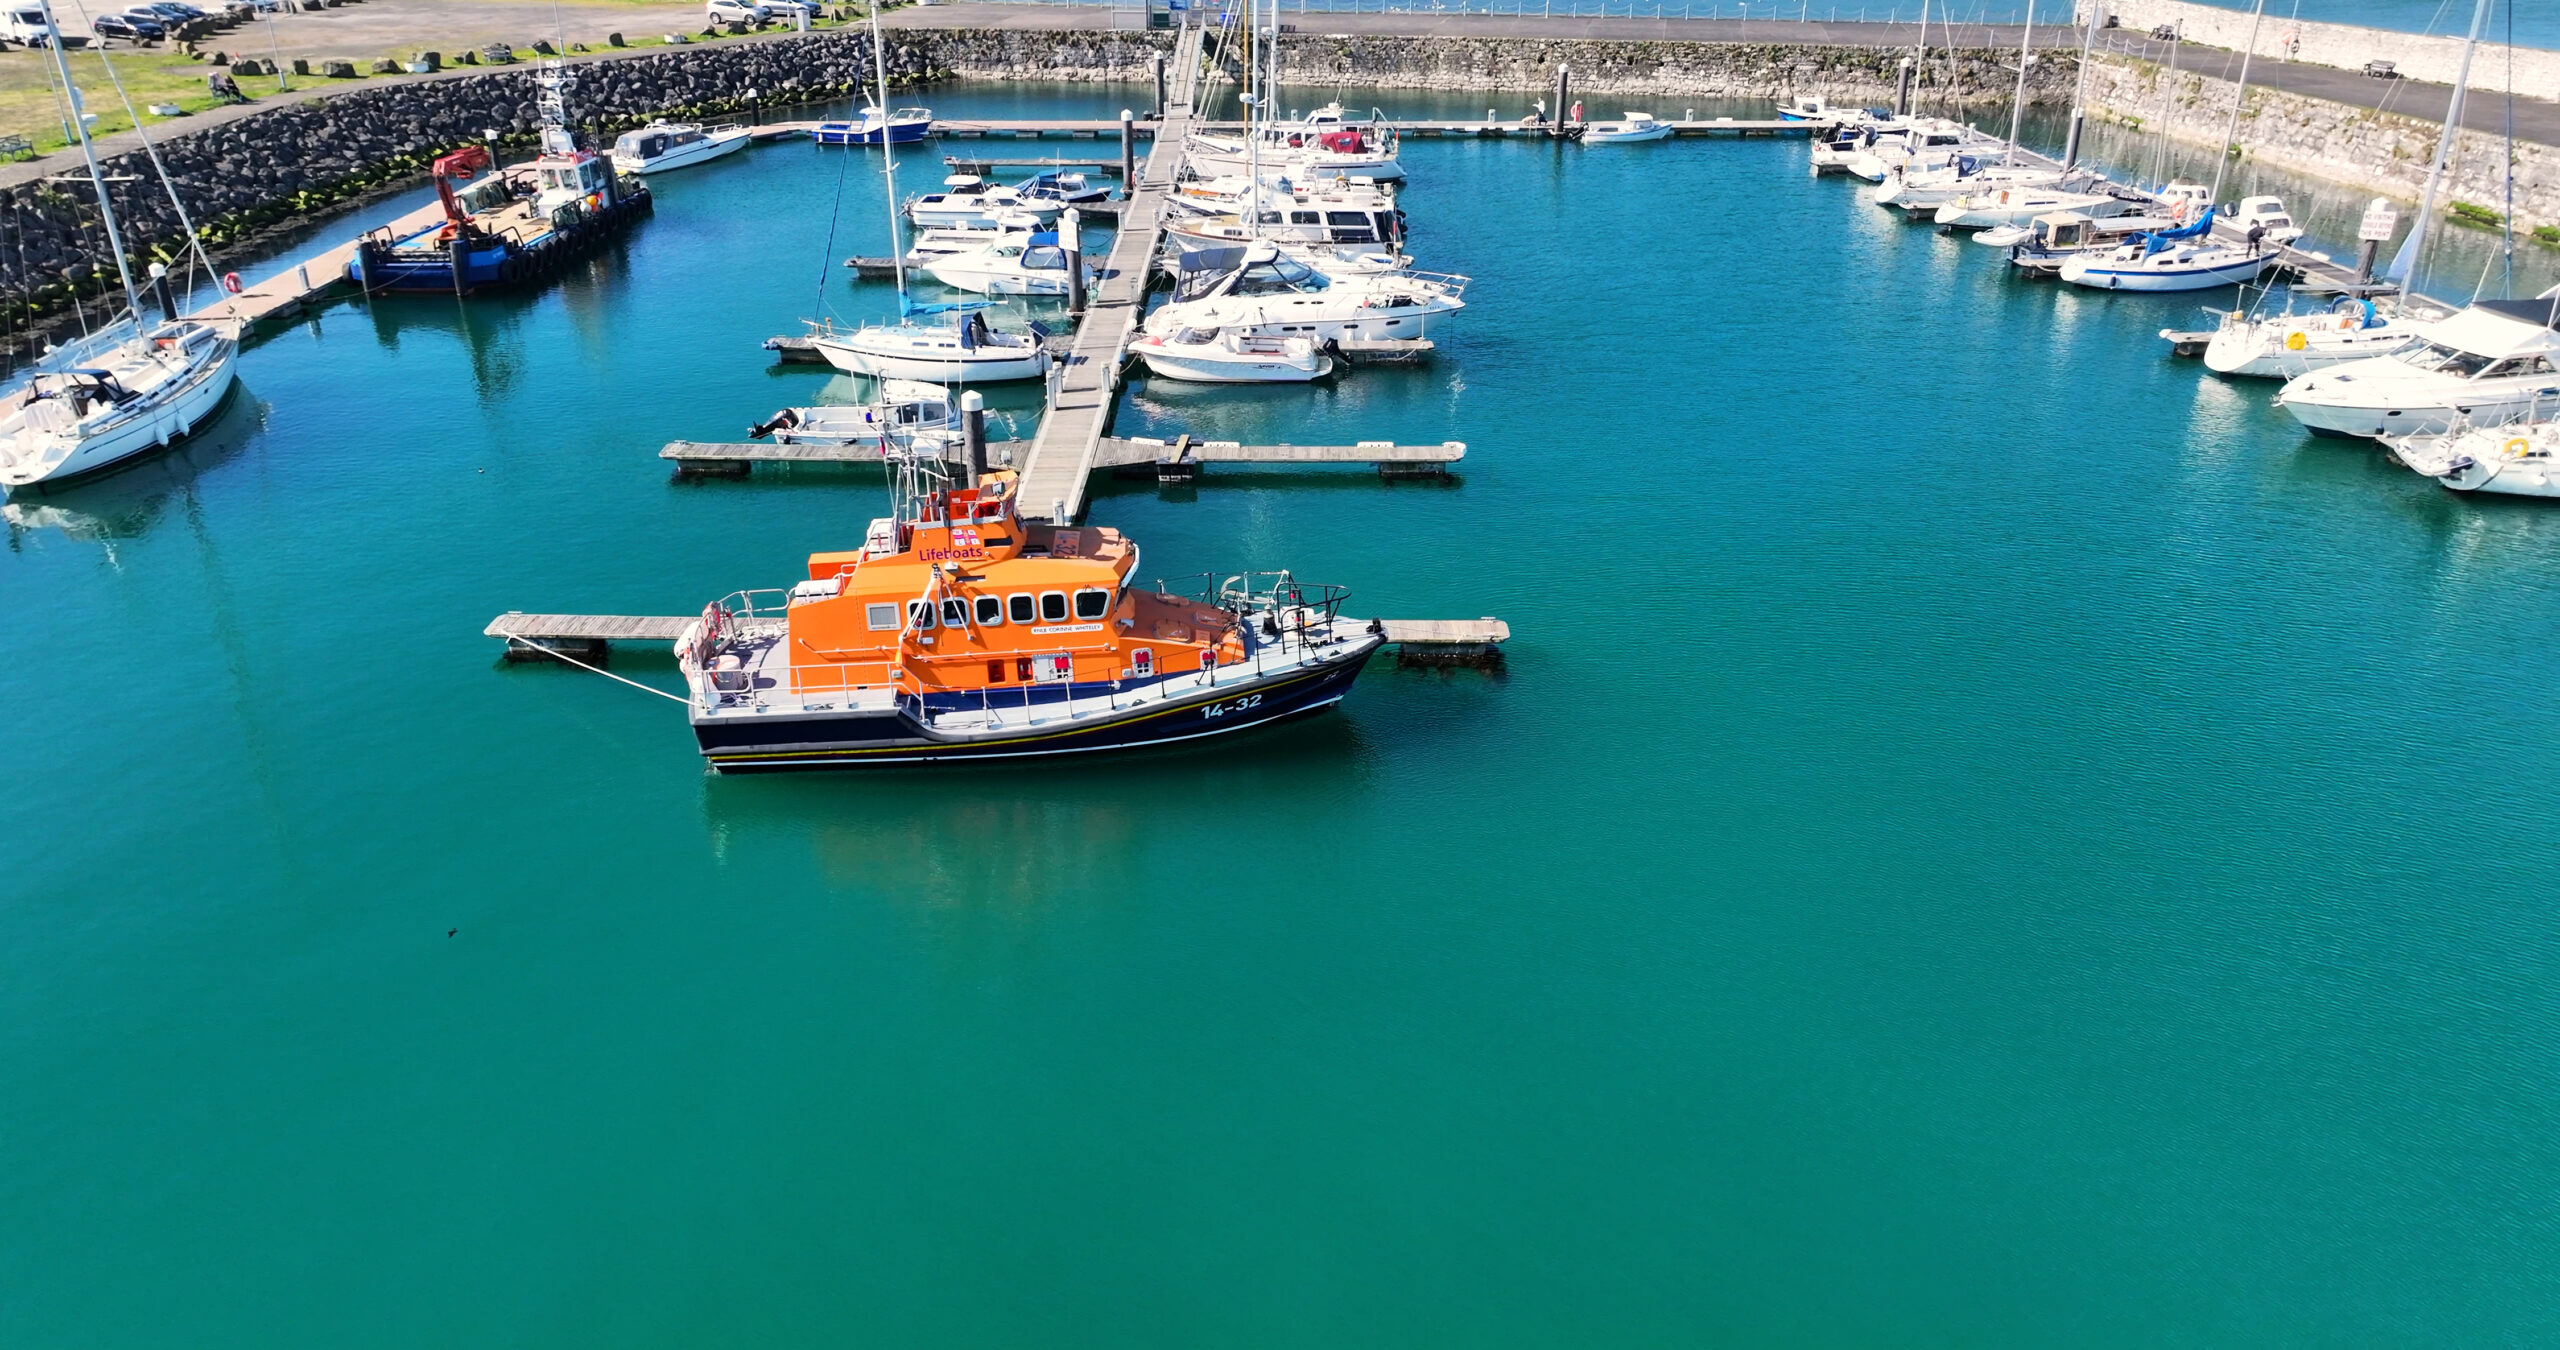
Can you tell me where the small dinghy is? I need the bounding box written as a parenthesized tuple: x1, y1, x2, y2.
(1133, 327, 1335, 383)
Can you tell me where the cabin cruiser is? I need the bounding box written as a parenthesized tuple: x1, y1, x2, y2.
(1810, 114, 1906, 174)
(814, 104, 932, 145)
(907, 175, 1062, 228)
(1133, 326, 1334, 383)
(924, 230, 1097, 297)
(1142, 244, 1465, 345)
(808, 308, 1054, 383)
(1993, 210, 2177, 274)
(1582, 112, 1672, 144)
(897, 212, 1046, 267)
(749, 379, 961, 445)
(674, 456, 1386, 769)
(1843, 119, 1972, 182)
(1187, 102, 1404, 182)
(2197, 296, 2429, 379)
(1165, 176, 1403, 247)
(1933, 187, 2136, 231)
(1011, 169, 1112, 207)
(609, 121, 751, 175)
(2058, 212, 2273, 292)
(1776, 94, 1844, 122)
(2274, 297, 2560, 438)
(2229, 195, 2304, 244)
(0, 318, 236, 489)
(2387, 417, 2560, 497)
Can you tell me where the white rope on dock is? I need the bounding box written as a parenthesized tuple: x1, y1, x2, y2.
(502, 635, 696, 705)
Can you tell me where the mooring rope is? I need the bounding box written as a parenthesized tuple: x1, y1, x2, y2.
(503, 635, 696, 704)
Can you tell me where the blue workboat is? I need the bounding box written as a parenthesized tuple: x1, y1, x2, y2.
(815, 104, 933, 146)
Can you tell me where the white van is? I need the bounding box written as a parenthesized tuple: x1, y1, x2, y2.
(6, 6, 90, 45)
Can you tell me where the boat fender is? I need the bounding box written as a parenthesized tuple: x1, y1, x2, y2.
(222, 271, 242, 294)
(2504, 437, 2532, 459)
(2286, 330, 2308, 351)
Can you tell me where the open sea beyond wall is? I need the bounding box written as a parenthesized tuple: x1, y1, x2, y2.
(9, 83, 2560, 1345)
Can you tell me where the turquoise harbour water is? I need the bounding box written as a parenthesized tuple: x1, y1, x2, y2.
(9, 85, 2560, 1344)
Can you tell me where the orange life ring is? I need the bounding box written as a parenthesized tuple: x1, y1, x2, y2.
(221, 271, 242, 294)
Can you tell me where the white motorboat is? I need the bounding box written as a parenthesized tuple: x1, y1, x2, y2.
(1933, 188, 2135, 231)
(0, 5, 238, 492)
(907, 175, 1061, 228)
(609, 121, 751, 175)
(899, 213, 1045, 267)
(1142, 243, 1464, 345)
(1776, 94, 1843, 122)
(2387, 417, 2560, 497)
(2197, 297, 2430, 379)
(751, 378, 960, 444)
(813, 104, 932, 146)
(2229, 195, 2305, 245)
(1582, 112, 1672, 144)
(2274, 298, 2560, 438)
(0, 320, 237, 489)
(1186, 102, 1404, 181)
(809, 309, 1054, 383)
(924, 230, 1096, 297)
(1133, 326, 1334, 383)
(1011, 169, 1112, 207)
(1165, 185, 1403, 249)
(1843, 120, 1972, 181)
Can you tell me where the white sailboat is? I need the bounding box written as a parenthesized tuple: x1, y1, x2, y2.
(2199, 292, 2431, 379)
(0, 1, 235, 492)
(808, 8, 1052, 385)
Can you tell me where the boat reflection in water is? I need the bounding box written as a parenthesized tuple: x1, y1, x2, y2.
(2, 384, 265, 545)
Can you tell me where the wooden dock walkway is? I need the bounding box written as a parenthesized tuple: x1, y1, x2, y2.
(1012, 23, 1210, 526)
(486, 610, 1506, 663)
(657, 433, 1462, 479)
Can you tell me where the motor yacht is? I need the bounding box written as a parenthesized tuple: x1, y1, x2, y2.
(1141, 244, 1465, 346)
(674, 456, 1386, 770)
(809, 309, 1054, 383)
(2387, 417, 2560, 497)
(1012, 169, 1113, 207)
(1843, 119, 1972, 181)
(2273, 297, 2560, 438)
(1133, 326, 1334, 383)
(1582, 113, 1672, 144)
(923, 230, 1097, 297)
(749, 379, 960, 445)
(907, 175, 1061, 228)
(1874, 158, 2067, 212)
(1186, 102, 1404, 181)
(609, 121, 751, 175)
(895, 212, 1047, 267)
(2197, 297, 2429, 379)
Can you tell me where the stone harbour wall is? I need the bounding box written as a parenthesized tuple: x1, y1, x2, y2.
(2080, 0, 2560, 100)
(1268, 34, 2077, 103)
(2081, 52, 2560, 230)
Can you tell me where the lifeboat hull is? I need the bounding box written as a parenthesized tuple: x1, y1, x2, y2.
(694, 644, 1377, 772)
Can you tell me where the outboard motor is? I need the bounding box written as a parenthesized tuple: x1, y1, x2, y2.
(747, 407, 800, 440)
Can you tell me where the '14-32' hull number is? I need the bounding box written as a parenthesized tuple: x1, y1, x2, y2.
(1201, 694, 1264, 719)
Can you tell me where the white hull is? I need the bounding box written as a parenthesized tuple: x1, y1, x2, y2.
(2277, 391, 2550, 440)
(1133, 335, 1332, 383)
(2059, 252, 2270, 292)
(2391, 428, 2560, 496)
(1184, 146, 1404, 182)
(1583, 125, 1672, 144)
(611, 127, 750, 175)
(2201, 321, 2417, 379)
(0, 336, 238, 489)
(811, 332, 1049, 383)
(924, 261, 1073, 296)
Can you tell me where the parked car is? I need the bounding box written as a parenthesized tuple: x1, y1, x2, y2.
(2363, 59, 2399, 79)
(2149, 23, 2177, 40)
(704, 0, 767, 21)
(92, 11, 164, 40)
(141, 2, 201, 25)
(760, 0, 816, 15)
(6, 4, 91, 44)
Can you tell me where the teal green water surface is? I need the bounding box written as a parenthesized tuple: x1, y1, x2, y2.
(7, 84, 2560, 1345)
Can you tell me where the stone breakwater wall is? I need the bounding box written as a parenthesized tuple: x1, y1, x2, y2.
(2081, 0, 2560, 100)
(2082, 53, 2560, 230)
(1269, 35, 2078, 103)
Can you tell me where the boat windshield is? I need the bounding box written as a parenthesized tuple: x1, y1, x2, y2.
(2394, 341, 2493, 377)
(1232, 256, 1327, 295)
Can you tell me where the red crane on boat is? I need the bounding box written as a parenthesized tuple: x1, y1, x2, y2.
(431, 145, 493, 228)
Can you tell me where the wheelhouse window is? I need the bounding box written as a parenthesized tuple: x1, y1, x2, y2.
(975, 595, 1004, 625)
(1074, 588, 1112, 620)
(1023, 245, 1065, 271)
(866, 603, 901, 631)
(941, 598, 969, 628)
(1039, 592, 1069, 622)
(1008, 593, 1036, 624)
(1291, 211, 1320, 225)
(905, 600, 936, 629)
(1233, 256, 1328, 296)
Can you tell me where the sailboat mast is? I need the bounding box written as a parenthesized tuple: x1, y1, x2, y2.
(1911, 0, 1929, 115)
(2206, 0, 2270, 202)
(869, 6, 907, 312)
(2062, 0, 2101, 167)
(38, 0, 145, 325)
(2002, 1, 2034, 166)
(2389, 0, 2496, 289)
